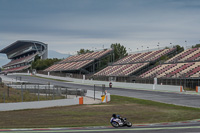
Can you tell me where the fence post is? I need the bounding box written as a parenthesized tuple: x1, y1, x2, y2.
(45, 86, 47, 99)
(7, 85, 10, 98)
(66, 88, 68, 99)
(21, 84, 23, 102)
(3, 92, 5, 103)
(38, 84, 40, 101)
(53, 86, 55, 100)
(94, 85, 95, 100)
(76, 88, 78, 98)
(56, 87, 58, 96)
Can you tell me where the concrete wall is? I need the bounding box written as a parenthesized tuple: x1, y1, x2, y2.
(0, 90, 108, 112)
(0, 98, 79, 112)
(83, 80, 183, 92)
(86, 90, 111, 102)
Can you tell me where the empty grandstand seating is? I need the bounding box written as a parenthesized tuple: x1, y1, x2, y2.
(45, 49, 112, 72)
(45, 60, 93, 72)
(3, 53, 37, 67)
(166, 47, 200, 63)
(3, 65, 31, 73)
(114, 48, 175, 65)
(94, 63, 148, 76)
(139, 47, 200, 78)
(139, 62, 200, 78)
(60, 49, 112, 63)
(94, 48, 175, 76)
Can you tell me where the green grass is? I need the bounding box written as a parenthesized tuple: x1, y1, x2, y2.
(1, 95, 200, 128)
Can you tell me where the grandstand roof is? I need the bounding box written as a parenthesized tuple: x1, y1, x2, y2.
(0, 40, 47, 54)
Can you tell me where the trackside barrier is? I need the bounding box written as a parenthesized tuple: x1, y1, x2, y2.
(196, 86, 200, 93)
(101, 95, 106, 103)
(79, 97, 83, 104)
(0, 98, 80, 112)
(180, 86, 183, 92)
(101, 94, 110, 103)
(0, 90, 109, 111)
(86, 90, 110, 103)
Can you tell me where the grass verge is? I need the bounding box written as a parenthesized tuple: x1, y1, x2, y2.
(0, 95, 200, 128)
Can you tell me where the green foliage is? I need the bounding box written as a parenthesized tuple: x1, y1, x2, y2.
(34, 55, 41, 62)
(111, 43, 128, 61)
(192, 44, 200, 48)
(77, 49, 93, 55)
(160, 55, 169, 61)
(174, 45, 184, 52)
(32, 58, 61, 70)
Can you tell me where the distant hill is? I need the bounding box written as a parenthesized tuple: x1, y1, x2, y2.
(0, 54, 9, 67)
(48, 50, 71, 59)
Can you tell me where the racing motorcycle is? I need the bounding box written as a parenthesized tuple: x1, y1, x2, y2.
(110, 115, 132, 128)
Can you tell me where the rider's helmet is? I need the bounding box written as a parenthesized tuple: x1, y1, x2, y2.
(116, 115, 120, 118)
(112, 114, 116, 118)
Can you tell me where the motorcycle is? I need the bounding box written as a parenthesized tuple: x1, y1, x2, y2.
(110, 116, 132, 128)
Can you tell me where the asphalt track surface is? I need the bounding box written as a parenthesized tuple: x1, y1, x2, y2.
(4, 75, 200, 133)
(1, 123, 200, 133)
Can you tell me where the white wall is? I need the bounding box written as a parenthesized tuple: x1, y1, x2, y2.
(0, 98, 79, 112)
(86, 90, 111, 102)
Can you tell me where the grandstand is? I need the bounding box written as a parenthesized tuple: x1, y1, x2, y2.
(44, 49, 113, 74)
(94, 48, 176, 77)
(0, 40, 48, 73)
(140, 47, 200, 78)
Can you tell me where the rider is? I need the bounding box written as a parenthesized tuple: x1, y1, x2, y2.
(112, 114, 123, 121)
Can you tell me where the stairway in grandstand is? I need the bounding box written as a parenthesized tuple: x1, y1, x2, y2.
(139, 47, 200, 78)
(44, 49, 113, 74)
(94, 48, 176, 77)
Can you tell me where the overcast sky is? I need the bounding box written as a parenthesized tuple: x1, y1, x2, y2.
(0, 0, 200, 54)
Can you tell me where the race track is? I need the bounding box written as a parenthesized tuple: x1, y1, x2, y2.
(3, 75, 200, 133)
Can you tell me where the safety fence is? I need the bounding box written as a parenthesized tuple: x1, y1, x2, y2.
(0, 82, 110, 111)
(0, 82, 86, 103)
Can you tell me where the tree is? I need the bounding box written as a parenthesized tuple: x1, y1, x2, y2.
(192, 44, 200, 48)
(111, 43, 128, 61)
(31, 58, 61, 70)
(173, 45, 184, 53)
(34, 55, 41, 62)
(77, 49, 93, 55)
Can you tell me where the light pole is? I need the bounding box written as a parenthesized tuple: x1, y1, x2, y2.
(157, 42, 160, 50)
(129, 48, 132, 53)
(185, 40, 187, 49)
(170, 43, 172, 47)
